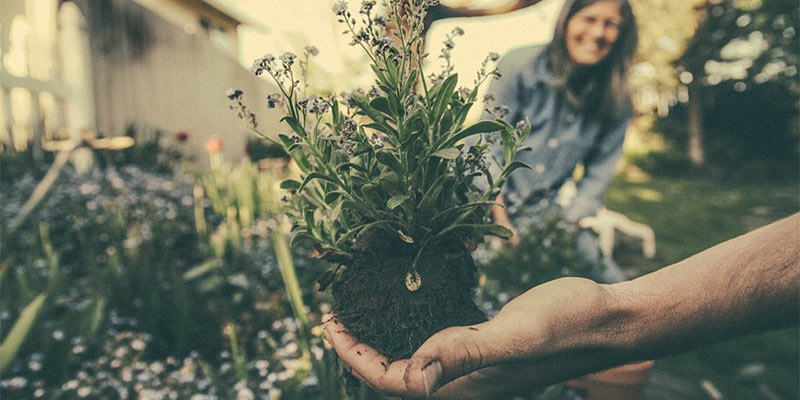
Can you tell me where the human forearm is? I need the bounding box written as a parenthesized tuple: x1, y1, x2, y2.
(602, 213, 800, 361)
(325, 214, 800, 399)
(431, 213, 800, 395)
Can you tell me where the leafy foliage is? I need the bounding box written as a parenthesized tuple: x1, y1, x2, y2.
(238, 0, 529, 273)
(479, 210, 597, 300)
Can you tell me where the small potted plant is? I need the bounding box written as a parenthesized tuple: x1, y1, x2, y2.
(230, 0, 529, 365)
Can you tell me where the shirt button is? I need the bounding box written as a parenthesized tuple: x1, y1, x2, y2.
(563, 113, 575, 124)
(535, 163, 545, 174)
(547, 138, 558, 148)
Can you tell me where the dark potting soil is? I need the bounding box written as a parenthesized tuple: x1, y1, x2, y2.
(331, 231, 487, 361)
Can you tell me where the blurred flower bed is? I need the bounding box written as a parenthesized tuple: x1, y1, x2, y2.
(0, 129, 573, 399)
(0, 133, 349, 399)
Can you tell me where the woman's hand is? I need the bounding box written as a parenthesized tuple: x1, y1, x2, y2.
(491, 194, 520, 247)
(323, 278, 613, 399)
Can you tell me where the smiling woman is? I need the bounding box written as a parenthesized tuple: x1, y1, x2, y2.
(564, 1, 622, 65)
(485, 0, 639, 286)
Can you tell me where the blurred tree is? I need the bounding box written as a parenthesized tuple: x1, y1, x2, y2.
(677, 0, 799, 167)
(628, 0, 704, 116)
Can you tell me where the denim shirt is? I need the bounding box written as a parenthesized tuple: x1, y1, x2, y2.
(481, 45, 631, 224)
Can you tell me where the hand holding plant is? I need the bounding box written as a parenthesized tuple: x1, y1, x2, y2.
(230, 0, 531, 366)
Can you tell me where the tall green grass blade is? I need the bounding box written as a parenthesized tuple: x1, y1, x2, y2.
(0, 293, 47, 374)
(226, 322, 249, 382)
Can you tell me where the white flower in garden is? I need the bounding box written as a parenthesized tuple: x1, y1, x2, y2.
(302, 374, 319, 386)
(8, 377, 27, 389)
(131, 338, 146, 351)
(28, 360, 42, 371)
(63, 379, 79, 390)
(236, 387, 255, 400)
(121, 367, 134, 382)
(228, 274, 249, 288)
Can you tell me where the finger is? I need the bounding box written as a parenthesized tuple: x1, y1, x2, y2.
(323, 316, 413, 396)
(426, 362, 537, 399)
(403, 323, 497, 397)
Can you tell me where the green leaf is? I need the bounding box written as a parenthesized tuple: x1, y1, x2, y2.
(445, 120, 503, 147)
(336, 162, 368, 174)
(79, 296, 106, 338)
(183, 259, 222, 280)
(280, 179, 301, 190)
(352, 93, 385, 123)
(278, 134, 294, 147)
(371, 65, 391, 87)
(440, 223, 513, 239)
(287, 147, 312, 172)
(332, 100, 340, 126)
(363, 122, 398, 138)
(453, 101, 474, 127)
(324, 191, 344, 204)
(370, 97, 392, 116)
(198, 276, 224, 293)
(304, 208, 315, 231)
(403, 70, 418, 93)
(500, 161, 531, 180)
(360, 183, 382, 206)
(281, 116, 307, 138)
(0, 293, 47, 374)
(387, 194, 409, 210)
(330, 200, 344, 222)
(442, 108, 455, 133)
(431, 74, 458, 122)
(375, 151, 404, 175)
(501, 126, 513, 164)
(397, 230, 414, 243)
(298, 172, 339, 193)
(430, 201, 496, 224)
(432, 148, 461, 160)
(341, 199, 370, 213)
(352, 220, 395, 241)
(290, 232, 315, 248)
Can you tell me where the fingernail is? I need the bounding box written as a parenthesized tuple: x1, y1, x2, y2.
(421, 360, 442, 397)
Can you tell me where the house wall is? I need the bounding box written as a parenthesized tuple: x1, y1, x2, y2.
(75, 0, 283, 167)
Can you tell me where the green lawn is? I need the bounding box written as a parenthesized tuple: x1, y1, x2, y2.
(604, 175, 798, 400)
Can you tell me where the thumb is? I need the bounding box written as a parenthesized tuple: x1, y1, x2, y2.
(403, 323, 494, 397)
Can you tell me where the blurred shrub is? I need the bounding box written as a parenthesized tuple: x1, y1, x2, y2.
(654, 82, 799, 180)
(626, 149, 695, 177)
(476, 210, 596, 312)
(245, 138, 289, 163)
(94, 125, 192, 174)
(0, 153, 335, 397)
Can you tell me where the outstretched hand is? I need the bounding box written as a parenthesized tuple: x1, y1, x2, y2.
(323, 277, 614, 399)
(323, 214, 800, 399)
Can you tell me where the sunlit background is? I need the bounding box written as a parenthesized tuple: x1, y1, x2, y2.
(0, 1, 797, 399)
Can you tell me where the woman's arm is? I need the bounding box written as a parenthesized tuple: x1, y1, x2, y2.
(490, 193, 519, 245)
(324, 213, 800, 399)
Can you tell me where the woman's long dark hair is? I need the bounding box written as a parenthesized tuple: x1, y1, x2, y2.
(546, 0, 638, 121)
